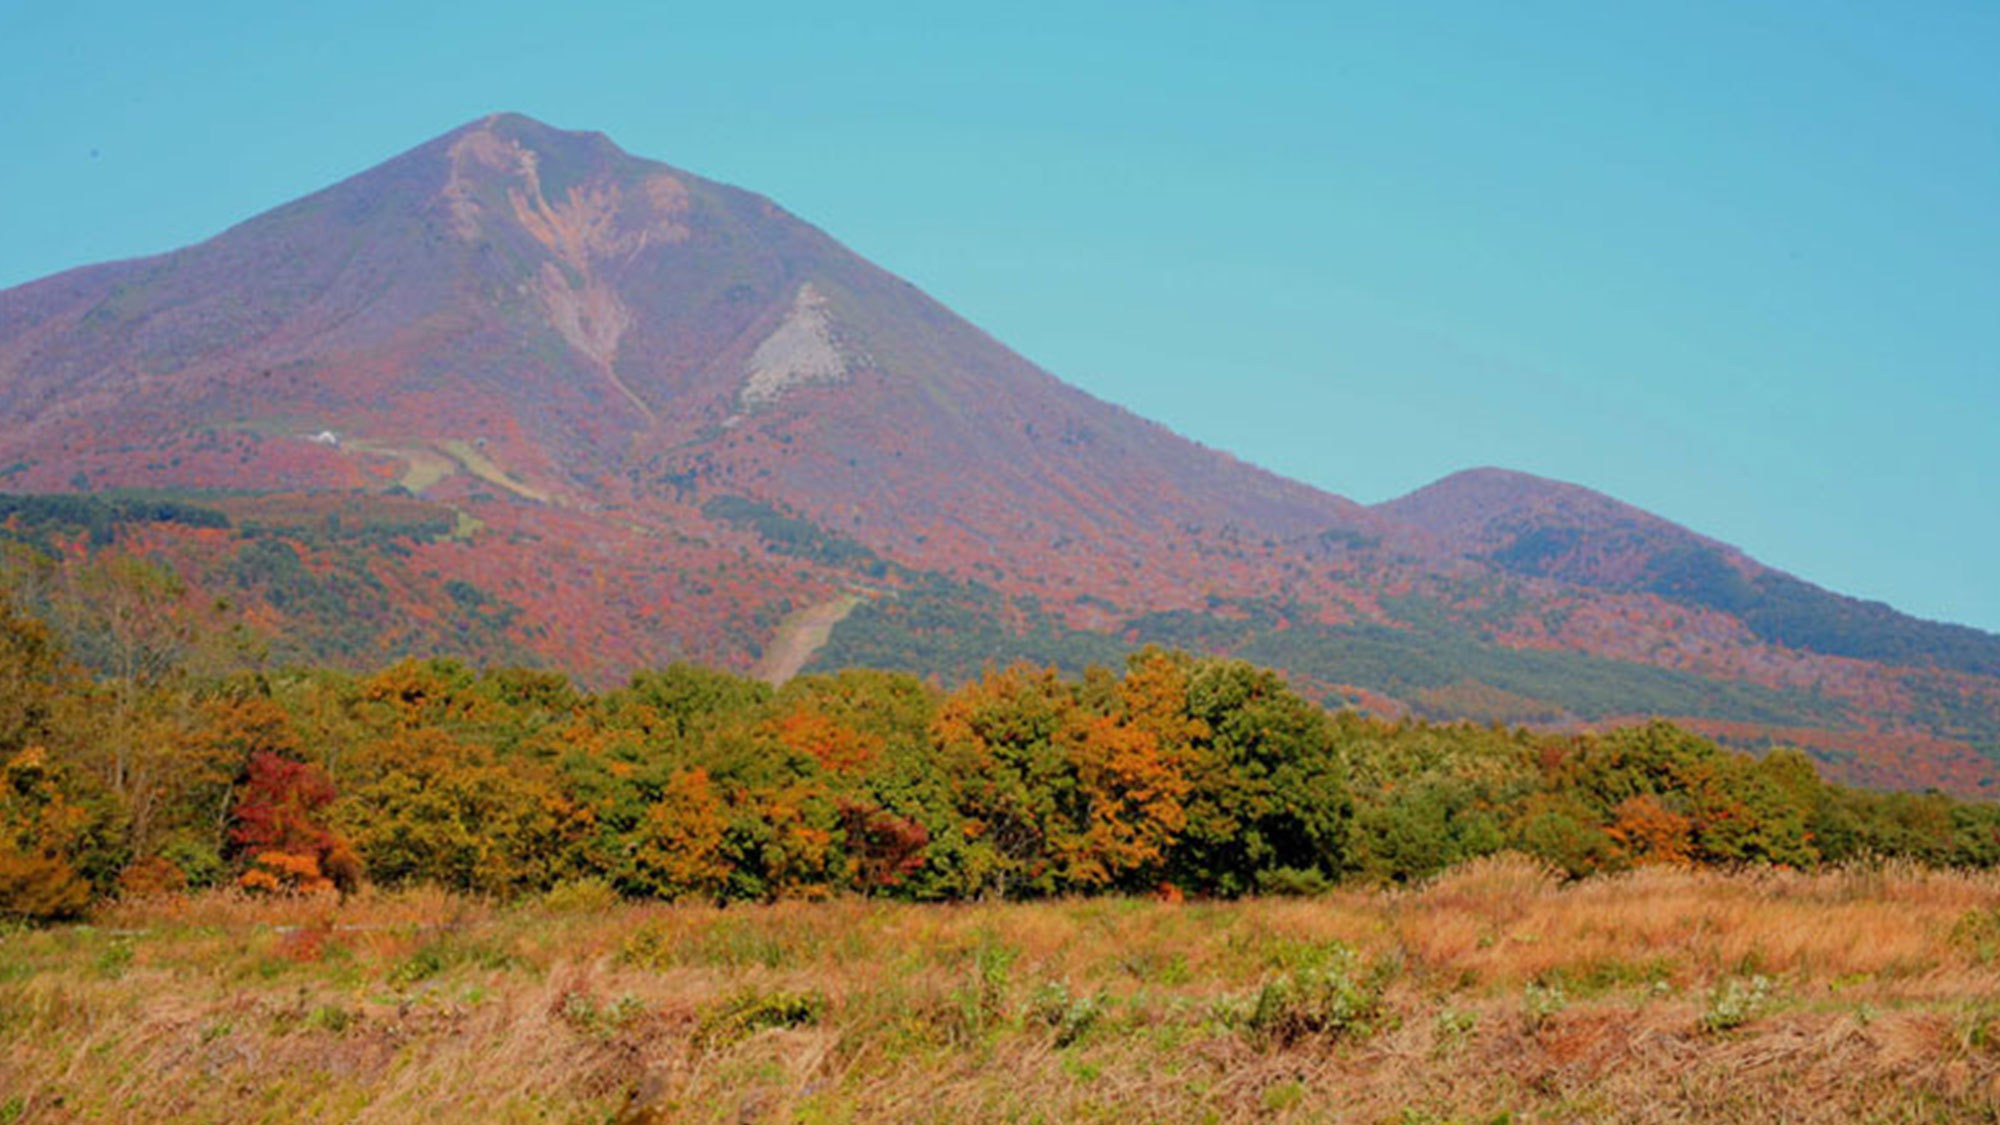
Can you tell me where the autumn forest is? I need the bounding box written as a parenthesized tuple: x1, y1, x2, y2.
(7, 543, 2000, 926)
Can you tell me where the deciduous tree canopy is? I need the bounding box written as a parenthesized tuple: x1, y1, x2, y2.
(4, 597, 2000, 921)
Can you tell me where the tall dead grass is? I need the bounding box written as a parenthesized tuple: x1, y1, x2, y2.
(3, 859, 1999, 1122)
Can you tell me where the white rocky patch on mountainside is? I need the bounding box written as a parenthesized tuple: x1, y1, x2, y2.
(740, 284, 853, 408)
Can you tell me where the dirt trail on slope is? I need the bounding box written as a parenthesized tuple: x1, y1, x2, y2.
(754, 594, 863, 685)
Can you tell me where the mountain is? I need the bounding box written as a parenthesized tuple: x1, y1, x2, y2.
(0, 114, 1370, 576)
(2, 114, 1996, 795)
(1385, 468, 2000, 680)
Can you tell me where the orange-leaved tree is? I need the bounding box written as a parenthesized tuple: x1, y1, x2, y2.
(628, 767, 732, 901)
(1606, 793, 1695, 868)
(1055, 649, 1200, 890)
(0, 746, 95, 920)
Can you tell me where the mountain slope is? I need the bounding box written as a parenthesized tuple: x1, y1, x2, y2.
(0, 113, 1375, 588)
(2, 114, 1996, 796)
(1384, 468, 2000, 679)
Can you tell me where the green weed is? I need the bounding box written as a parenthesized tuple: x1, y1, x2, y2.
(695, 987, 824, 1046)
(1522, 979, 1566, 1032)
(1700, 975, 1774, 1034)
(1243, 941, 1385, 1048)
(1028, 980, 1109, 1048)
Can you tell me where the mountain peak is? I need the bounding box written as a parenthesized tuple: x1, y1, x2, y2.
(434, 113, 694, 260)
(0, 113, 1361, 589)
(1377, 466, 1625, 542)
(441, 112, 637, 172)
(1381, 463, 1763, 598)
(468, 110, 602, 137)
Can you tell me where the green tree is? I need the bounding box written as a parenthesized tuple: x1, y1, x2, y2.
(340, 737, 587, 897)
(930, 663, 1080, 897)
(1169, 658, 1350, 896)
(0, 593, 77, 755)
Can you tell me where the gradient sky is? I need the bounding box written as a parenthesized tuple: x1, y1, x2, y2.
(4, 1, 1997, 630)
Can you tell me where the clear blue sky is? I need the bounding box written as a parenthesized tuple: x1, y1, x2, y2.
(4, 1, 1997, 631)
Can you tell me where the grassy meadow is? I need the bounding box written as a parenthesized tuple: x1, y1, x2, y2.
(6, 856, 2000, 1123)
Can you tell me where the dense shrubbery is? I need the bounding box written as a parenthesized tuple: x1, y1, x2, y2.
(4, 588, 2000, 921)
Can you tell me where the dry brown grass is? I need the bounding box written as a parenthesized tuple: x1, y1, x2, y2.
(5, 857, 2000, 1122)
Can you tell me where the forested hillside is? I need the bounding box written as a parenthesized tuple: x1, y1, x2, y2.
(6, 581, 1998, 922)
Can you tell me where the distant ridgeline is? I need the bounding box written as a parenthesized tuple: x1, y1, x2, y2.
(5, 580, 1999, 921)
(1486, 529, 2000, 680)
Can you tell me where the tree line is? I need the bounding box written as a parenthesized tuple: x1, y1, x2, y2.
(4, 585, 1999, 921)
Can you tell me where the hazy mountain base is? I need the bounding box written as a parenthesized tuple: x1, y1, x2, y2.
(5, 858, 2000, 1123)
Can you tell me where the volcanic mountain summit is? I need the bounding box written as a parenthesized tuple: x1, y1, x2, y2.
(3, 114, 1998, 794)
(0, 113, 1368, 569)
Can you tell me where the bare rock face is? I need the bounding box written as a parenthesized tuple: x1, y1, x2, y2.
(740, 284, 856, 409)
